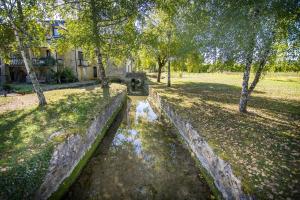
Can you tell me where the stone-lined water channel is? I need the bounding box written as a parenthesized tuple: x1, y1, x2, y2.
(63, 96, 212, 200)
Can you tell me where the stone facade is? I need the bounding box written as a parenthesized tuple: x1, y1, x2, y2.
(148, 88, 252, 200)
(35, 91, 126, 200)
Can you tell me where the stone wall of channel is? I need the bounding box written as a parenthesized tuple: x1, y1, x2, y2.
(148, 88, 252, 200)
(36, 91, 127, 200)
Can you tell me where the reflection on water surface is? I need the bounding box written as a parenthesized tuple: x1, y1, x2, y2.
(64, 96, 212, 200)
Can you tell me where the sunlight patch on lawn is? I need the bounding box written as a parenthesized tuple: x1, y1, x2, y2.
(152, 73, 300, 199)
(0, 84, 126, 199)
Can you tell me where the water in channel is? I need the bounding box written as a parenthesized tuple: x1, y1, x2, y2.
(64, 96, 212, 200)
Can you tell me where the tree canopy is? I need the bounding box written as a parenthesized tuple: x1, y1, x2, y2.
(0, 0, 49, 105)
(1, 0, 299, 111)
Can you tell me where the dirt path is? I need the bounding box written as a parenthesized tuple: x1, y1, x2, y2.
(0, 81, 97, 113)
(0, 93, 38, 113)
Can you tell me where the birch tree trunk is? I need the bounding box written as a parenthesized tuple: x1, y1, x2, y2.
(238, 9, 259, 112)
(14, 29, 47, 106)
(248, 49, 270, 95)
(167, 59, 171, 87)
(239, 28, 273, 113)
(157, 56, 166, 83)
(2, 0, 47, 106)
(157, 64, 162, 82)
(90, 0, 109, 88)
(239, 50, 271, 113)
(95, 47, 109, 88)
(239, 55, 253, 112)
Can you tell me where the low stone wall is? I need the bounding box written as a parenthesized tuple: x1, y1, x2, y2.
(148, 88, 252, 200)
(36, 91, 127, 200)
(41, 81, 97, 92)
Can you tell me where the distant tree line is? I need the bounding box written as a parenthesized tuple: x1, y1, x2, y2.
(167, 59, 300, 73)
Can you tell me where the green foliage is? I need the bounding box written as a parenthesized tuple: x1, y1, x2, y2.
(0, 0, 48, 57)
(189, 0, 298, 71)
(178, 71, 183, 78)
(185, 53, 204, 73)
(138, 7, 198, 73)
(172, 59, 186, 72)
(266, 60, 300, 72)
(2, 84, 12, 92)
(60, 68, 77, 83)
(10, 84, 33, 94)
(55, 0, 150, 67)
(52, 68, 78, 83)
(38, 56, 56, 67)
(137, 47, 157, 71)
(0, 23, 15, 61)
(145, 11, 172, 56)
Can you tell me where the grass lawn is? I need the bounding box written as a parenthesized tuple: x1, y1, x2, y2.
(0, 84, 125, 199)
(8, 83, 33, 94)
(151, 72, 300, 199)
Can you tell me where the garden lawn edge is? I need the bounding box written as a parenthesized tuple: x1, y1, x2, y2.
(35, 91, 127, 200)
(148, 87, 252, 200)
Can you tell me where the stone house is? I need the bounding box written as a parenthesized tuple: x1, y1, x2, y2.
(0, 20, 134, 84)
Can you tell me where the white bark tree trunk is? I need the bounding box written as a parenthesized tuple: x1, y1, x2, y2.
(95, 47, 109, 88)
(239, 55, 252, 113)
(90, 0, 109, 89)
(167, 59, 171, 87)
(13, 26, 47, 106)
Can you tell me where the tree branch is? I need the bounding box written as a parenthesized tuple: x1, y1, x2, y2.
(248, 48, 270, 95)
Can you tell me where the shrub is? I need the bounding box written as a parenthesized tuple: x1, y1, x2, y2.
(61, 68, 77, 83)
(2, 84, 12, 92)
(52, 68, 78, 83)
(2, 84, 12, 97)
(94, 79, 101, 84)
(11, 84, 33, 94)
(109, 76, 123, 83)
(38, 57, 56, 66)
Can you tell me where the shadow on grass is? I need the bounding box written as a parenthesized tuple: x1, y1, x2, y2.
(0, 91, 104, 155)
(272, 79, 300, 83)
(0, 88, 113, 199)
(0, 144, 53, 200)
(0, 109, 37, 159)
(84, 84, 98, 91)
(156, 82, 300, 119)
(154, 82, 300, 199)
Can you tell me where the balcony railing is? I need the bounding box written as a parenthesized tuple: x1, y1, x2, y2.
(57, 58, 64, 65)
(9, 58, 23, 66)
(78, 59, 88, 67)
(8, 57, 57, 67)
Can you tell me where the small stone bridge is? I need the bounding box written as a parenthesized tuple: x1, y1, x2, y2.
(107, 72, 147, 95)
(124, 72, 146, 85)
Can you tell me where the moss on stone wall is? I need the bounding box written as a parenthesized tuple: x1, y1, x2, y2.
(190, 151, 223, 200)
(149, 97, 222, 200)
(49, 95, 127, 200)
